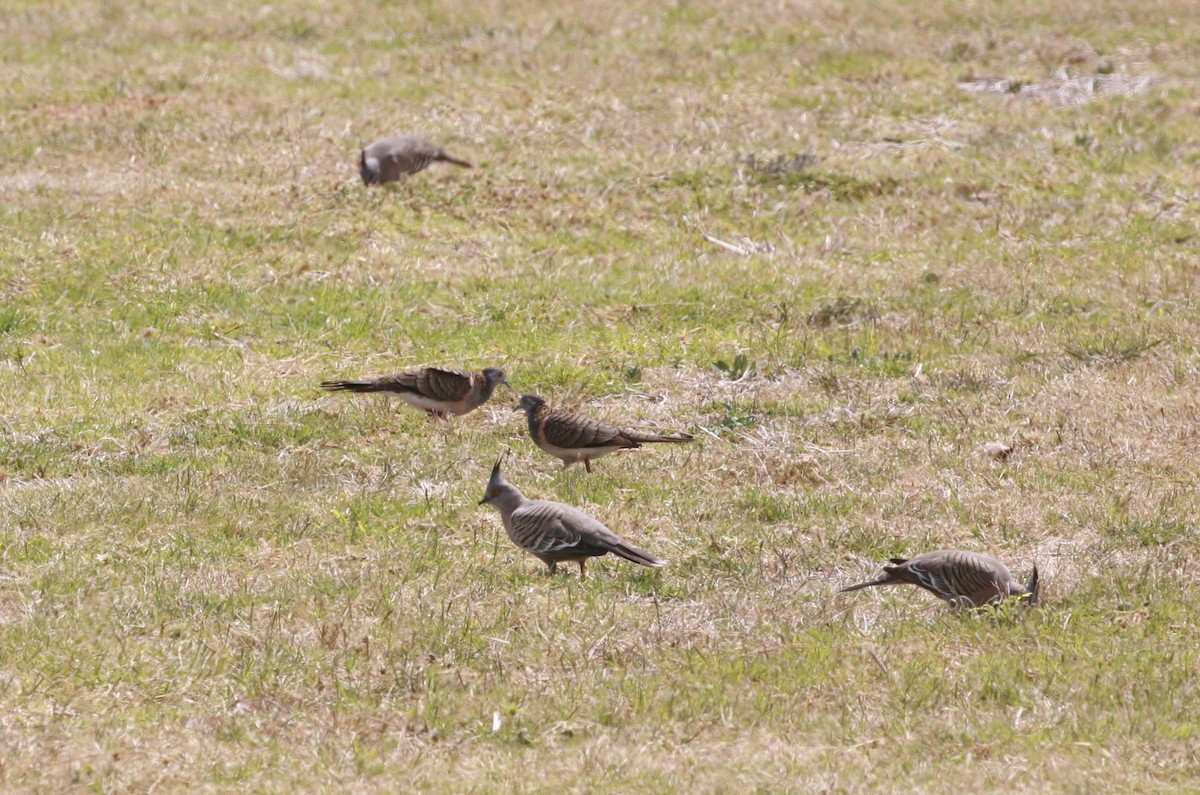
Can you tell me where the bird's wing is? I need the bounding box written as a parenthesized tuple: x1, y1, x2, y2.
(415, 367, 476, 401)
(511, 502, 609, 556)
(541, 410, 635, 450)
(907, 551, 1008, 603)
(390, 135, 438, 158)
(902, 561, 960, 601)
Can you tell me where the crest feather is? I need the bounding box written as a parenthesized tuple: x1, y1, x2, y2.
(488, 455, 507, 488)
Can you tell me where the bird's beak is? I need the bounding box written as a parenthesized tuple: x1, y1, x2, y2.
(478, 496, 488, 505)
(512, 401, 523, 411)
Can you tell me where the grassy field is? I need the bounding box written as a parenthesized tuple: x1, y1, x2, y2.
(2, 0, 1199, 790)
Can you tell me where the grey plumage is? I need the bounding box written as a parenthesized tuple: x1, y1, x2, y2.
(516, 394, 694, 473)
(321, 366, 508, 419)
(478, 459, 666, 576)
(841, 550, 1039, 608)
(359, 134, 473, 185)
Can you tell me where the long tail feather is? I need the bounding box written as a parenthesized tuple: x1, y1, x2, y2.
(607, 540, 666, 568)
(627, 431, 695, 444)
(320, 380, 383, 393)
(437, 153, 473, 168)
(839, 576, 895, 593)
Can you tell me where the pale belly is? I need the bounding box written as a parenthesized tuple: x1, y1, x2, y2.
(397, 393, 467, 415)
(538, 440, 622, 462)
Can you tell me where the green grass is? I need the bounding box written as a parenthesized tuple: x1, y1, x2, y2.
(2, 0, 1200, 791)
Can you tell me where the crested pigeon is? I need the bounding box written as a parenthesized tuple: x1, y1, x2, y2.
(320, 366, 508, 419)
(840, 550, 1039, 608)
(478, 459, 666, 577)
(515, 394, 694, 473)
(359, 135, 473, 185)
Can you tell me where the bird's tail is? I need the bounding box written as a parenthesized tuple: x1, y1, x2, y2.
(839, 574, 898, 593)
(436, 152, 473, 168)
(608, 540, 666, 568)
(320, 380, 382, 393)
(628, 431, 695, 444)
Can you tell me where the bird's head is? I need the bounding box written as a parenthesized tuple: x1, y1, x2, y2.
(360, 151, 379, 184)
(1022, 564, 1040, 607)
(481, 367, 509, 396)
(514, 393, 544, 413)
(478, 455, 518, 507)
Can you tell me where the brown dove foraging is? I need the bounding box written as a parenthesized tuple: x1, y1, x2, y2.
(983, 441, 1014, 461)
(515, 394, 694, 473)
(478, 458, 666, 577)
(841, 550, 1039, 608)
(359, 134, 473, 185)
(321, 366, 508, 419)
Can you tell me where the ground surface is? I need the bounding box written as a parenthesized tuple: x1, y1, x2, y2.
(2, 0, 1199, 791)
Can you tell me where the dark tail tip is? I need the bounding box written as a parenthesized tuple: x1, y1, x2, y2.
(320, 380, 374, 393)
(439, 153, 473, 168)
(610, 541, 666, 568)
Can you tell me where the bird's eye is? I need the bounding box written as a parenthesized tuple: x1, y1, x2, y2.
(491, 489, 500, 497)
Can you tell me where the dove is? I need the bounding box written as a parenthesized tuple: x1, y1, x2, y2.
(478, 458, 666, 577)
(321, 366, 508, 419)
(841, 550, 1039, 608)
(359, 134, 473, 185)
(515, 394, 694, 473)
(983, 441, 1014, 461)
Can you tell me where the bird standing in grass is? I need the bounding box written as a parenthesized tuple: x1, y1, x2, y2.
(321, 366, 508, 420)
(478, 458, 666, 577)
(359, 135, 473, 185)
(515, 394, 694, 473)
(840, 550, 1039, 608)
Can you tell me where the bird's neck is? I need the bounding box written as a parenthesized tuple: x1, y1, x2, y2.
(524, 408, 543, 436)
